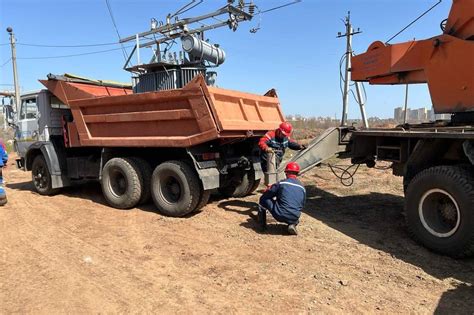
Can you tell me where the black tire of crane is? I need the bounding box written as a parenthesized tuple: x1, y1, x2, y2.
(218, 171, 255, 198)
(31, 155, 59, 196)
(405, 165, 474, 258)
(151, 160, 201, 217)
(101, 157, 143, 210)
(130, 157, 152, 205)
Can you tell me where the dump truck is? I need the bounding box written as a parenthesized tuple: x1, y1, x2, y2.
(11, 74, 284, 217)
(285, 0, 474, 258)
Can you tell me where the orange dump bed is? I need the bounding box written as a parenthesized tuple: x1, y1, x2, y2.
(40, 75, 284, 147)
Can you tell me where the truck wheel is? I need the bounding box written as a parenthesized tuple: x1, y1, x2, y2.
(219, 171, 255, 198)
(247, 178, 261, 195)
(31, 155, 59, 196)
(130, 157, 152, 205)
(405, 166, 474, 258)
(101, 158, 143, 209)
(195, 190, 211, 212)
(151, 160, 201, 217)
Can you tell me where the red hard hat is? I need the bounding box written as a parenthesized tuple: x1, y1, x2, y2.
(285, 162, 300, 174)
(278, 121, 293, 137)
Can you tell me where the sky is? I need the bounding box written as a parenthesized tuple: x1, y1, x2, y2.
(0, 0, 452, 119)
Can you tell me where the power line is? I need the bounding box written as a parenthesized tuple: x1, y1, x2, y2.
(104, 0, 128, 61)
(17, 46, 132, 60)
(0, 58, 11, 67)
(16, 42, 121, 48)
(386, 0, 442, 44)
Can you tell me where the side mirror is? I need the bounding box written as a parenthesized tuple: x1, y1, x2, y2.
(4, 105, 13, 123)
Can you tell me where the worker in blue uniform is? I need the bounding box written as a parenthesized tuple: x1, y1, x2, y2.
(258, 162, 306, 235)
(0, 141, 8, 205)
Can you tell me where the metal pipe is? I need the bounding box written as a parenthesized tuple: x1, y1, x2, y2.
(403, 84, 409, 124)
(355, 81, 369, 128)
(136, 34, 141, 65)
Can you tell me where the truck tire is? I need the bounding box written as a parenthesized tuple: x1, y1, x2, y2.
(101, 158, 143, 209)
(130, 157, 152, 205)
(405, 166, 474, 258)
(195, 190, 211, 212)
(219, 171, 255, 198)
(247, 178, 261, 195)
(151, 160, 201, 217)
(31, 155, 59, 196)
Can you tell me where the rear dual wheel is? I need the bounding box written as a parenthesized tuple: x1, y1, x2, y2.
(151, 160, 209, 217)
(219, 171, 260, 198)
(101, 157, 143, 209)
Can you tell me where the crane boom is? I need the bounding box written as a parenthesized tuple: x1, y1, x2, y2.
(351, 0, 474, 115)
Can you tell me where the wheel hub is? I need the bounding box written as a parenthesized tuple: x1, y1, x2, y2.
(109, 168, 127, 197)
(419, 189, 461, 238)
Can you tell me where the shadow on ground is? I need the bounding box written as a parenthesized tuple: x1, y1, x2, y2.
(218, 186, 474, 312)
(218, 199, 293, 236)
(303, 185, 474, 314)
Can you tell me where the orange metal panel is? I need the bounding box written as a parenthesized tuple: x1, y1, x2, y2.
(445, 0, 474, 40)
(206, 86, 284, 132)
(43, 75, 285, 147)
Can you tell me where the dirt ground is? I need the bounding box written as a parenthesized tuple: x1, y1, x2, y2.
(1, 157, 473, 314)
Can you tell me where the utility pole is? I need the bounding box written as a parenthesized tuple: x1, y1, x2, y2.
(337, 12, 368, 128)
(7, 27, 21, 114)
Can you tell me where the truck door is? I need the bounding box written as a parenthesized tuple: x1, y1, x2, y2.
(15, 96, 39, 158)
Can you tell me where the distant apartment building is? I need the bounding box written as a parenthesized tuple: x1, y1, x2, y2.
(394, 106, 438, 123)
(394, 107, 405, 122)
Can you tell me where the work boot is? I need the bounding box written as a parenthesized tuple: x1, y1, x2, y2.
(257, 206, 267, 231)
(287, 224, 298, 235)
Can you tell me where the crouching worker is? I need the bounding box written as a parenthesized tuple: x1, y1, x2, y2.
(0, 141, 8, 205)
(258, 162, 305, 235)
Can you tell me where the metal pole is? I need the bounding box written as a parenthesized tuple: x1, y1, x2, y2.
(341, 17, 352, 126)
(7, 27, 21, 114)
(354, 81, 369, 128)
(136, 34, 141, 65)
(403, 84, 409, 124)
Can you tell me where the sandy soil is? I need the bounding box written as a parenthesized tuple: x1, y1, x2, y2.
(1, 158, 473, 314)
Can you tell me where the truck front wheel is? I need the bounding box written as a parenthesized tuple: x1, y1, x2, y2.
(151, 160, 201, 217)
(31, 155, 59, 196)
(405, 166, 474, 258)
(101, 158, 143, 209)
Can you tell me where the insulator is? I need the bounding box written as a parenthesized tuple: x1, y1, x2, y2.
(249, 3, 255, 15)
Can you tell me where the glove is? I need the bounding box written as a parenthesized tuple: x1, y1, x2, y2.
(266, 147, 274, 153)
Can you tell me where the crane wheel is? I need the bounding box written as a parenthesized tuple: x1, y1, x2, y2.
(405, 165, 474, 258)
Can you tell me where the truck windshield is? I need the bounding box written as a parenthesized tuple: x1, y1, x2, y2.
(20, 98, 37, 120)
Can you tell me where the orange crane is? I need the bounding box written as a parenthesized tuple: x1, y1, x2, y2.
(288, 0, 474, 258)
(352, 0, 474, 116)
